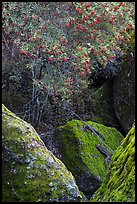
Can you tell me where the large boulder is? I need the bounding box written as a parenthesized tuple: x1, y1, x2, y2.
(70, 80, 120, 128)
(89, 80, 120, 127)
(90, 123, 135, 202)
(2, 104, 86, 202)
(113, 51, 135, 134)
(53, 119, 124, 199)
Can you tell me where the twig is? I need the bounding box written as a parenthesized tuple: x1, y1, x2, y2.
(83, 124, 105, 140)
(96, 144, 111, 164)
(64, 106, 106, 140)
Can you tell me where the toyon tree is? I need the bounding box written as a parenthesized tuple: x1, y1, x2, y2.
(2, 2, 135, 126)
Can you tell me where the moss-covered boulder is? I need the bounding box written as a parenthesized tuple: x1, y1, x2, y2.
(2, 104, 86, 202)
(113, 49, 135, 134)
(90, 123, 135, 202)
(89, 80, 120, 127)
(53, 119, 124, 199)
(70, 80, 120, 128)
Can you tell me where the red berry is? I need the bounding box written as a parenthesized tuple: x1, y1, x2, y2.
(114, 6, 119, 12)
(64, 58, 68, 62)
(19, 49, 23, 54)
(49, 57, 54, 62)
(66, 23, 70, 28)
(42, 25, 46, 30)
(70, 78, 73, 83)
(33, 15, 37, 20)
(81, 72, 86, 76)
(41, 45, 45, 49)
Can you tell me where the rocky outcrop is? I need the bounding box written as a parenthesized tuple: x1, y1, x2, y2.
(89, 80, 120, 127)
(53, 119, 124, 199)
(2, 104, 86, 202)
(71, 80, 120, 128)
(90, 123, 135, 202)
(113, 51, 135, 134)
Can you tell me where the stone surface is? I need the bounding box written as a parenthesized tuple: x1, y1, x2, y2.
(90, 123, 135, 202)
(113, 51, 135, 134)
(2, 104, 86, 202)
(71, 80, 120, 128)
(53, 119, 124, 199)
(89, 80, 120, 127)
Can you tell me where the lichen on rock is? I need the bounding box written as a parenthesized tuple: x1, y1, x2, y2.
(53, 119, 124, 199)
(90, 123, 135, 202)
(2, 104, 86, 202)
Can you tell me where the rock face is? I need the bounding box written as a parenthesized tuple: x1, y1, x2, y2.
(89, 80, 120, 127)
(53, 119, 124, 199)
(113, 51, 135, 134)
(71, 80, 120, 128)
(90, 123, 135, 202)
(2, 104, 86, 202)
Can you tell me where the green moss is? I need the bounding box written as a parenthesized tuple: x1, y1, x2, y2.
(89, 80, 119, 127)
(2, 104, 86, 202)
(55, 119, 124, 188)
(90, 124, 135, 202)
